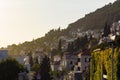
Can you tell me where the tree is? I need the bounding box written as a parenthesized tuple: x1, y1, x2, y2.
(58, 39, 62, 51)
(0, 58, 24, 80)
(28, 51, 34, 67)
(67, 42, 74, 52)
(115, 35, 120, 47)
(73, 37, 81, 51)
(40, 55, 51, 80)
(31, 64, 40, 72)
(103, 23, 111, 37)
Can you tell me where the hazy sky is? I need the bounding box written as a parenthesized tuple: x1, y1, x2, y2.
(0, 0, 116, 47)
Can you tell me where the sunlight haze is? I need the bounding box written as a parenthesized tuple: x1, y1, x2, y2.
(0, 0, 116, 47)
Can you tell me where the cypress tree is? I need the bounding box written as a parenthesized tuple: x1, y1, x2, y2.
(40, 55, 51, 80)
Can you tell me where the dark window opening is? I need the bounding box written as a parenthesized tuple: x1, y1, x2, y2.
(85, 67, 86, 70)
(77, 67, 80, 71)
(78, 58, 80, 62)
(89, 58, 91, 62)
(71, 65, 74, 70)
(85, 58, 87, 62)
(70, 61, 73, 65)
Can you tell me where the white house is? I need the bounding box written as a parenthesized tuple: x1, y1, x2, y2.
(111, 20, 120, 35)
(51, 61, 62, 71)
(77, 49, 91, 72)
(73, 49, 91, 80)
(61, 49, 91, 80)
(61, 52, 77, 70)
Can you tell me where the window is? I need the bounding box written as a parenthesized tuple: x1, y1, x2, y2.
(89, 58, 91, 62)
(85, 58, 90, 62)
(85, 58, 87, 62)
(70, 61, 73, 65)
(77, 67, 80, 71)
(71, 65, 74, 70)
(78, 58, 80, 62)
(85, 66, 86, 70)
(75, 62, 78, 65)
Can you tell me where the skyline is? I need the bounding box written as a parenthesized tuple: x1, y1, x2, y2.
(0, 0, 116, 47)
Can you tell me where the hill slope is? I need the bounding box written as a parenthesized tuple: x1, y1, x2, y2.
(67, 0, 120, 32)
(7, 0, 120, 55)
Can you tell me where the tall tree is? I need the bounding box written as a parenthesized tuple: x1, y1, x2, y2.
(40, 55, 51, 80)
(58, 39, 62, 51)
(67, 42, 74, 52)
(28, 51, 34, 67)
(73, 37, 80, 51)
(103, 23, 111, 37)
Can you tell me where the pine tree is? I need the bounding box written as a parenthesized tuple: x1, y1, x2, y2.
(28, 52, 33, 67)
(67, 42, 74, 52)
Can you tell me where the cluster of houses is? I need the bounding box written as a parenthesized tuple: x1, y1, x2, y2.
(51, 49, 91, 80)
(50, 20, 120, 80)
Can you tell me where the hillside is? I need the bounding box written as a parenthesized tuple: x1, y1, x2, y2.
(67, 0, 120, 32)
(7, 0, 120, 55)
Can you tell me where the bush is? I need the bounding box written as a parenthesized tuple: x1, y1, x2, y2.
(0, 58, 24, 80)
(31, 64, 40, 71)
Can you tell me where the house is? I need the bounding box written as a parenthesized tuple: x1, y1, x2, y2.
(61, 52, 77, 71)
(51, 55, 62, 71)
(111, 20, 120, 35)
(51, 61, 62, 71)
(14, 56, 25, 64)
(53, 55, 61, 62)
(73, 49, 91, 80)
(0, 50, 8, 61)
(32, 49, 45, 64)
(77, 49, 91, 72)
(61, 49, 91, 80)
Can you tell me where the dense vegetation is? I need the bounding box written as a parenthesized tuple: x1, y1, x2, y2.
(0, 58, 25, 80)
(90, 35, 120, 80)
(90, 48, 120, 80)
(40, 55, 51, 80)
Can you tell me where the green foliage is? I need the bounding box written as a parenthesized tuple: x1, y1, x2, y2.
(40, 55, 51, 80)
(115, 35, 120, 47)
(116, 50, 120, 80)
(67, 35, 89, 52)
(58, 39, 62, 51)
(67, 42, 74, 52)
(31, 64, 40, 71)
(51, 71, 61, 78)
(103, 22, 111, 37)
(0, 58, 24, 80)
(90, 48, 120, 80)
